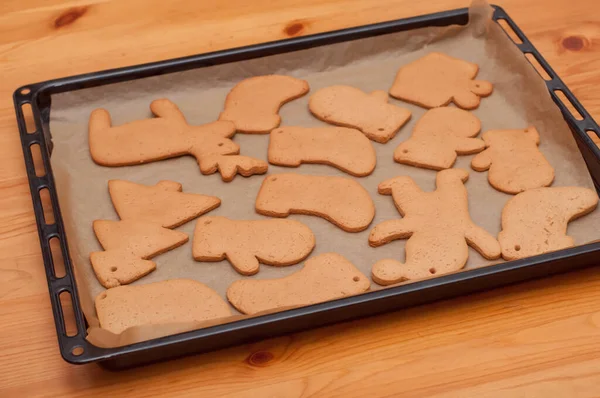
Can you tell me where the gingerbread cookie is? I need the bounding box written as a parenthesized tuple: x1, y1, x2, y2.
(394, 107, 485, 170)
(89, 99, 266, 181)
(268, 126, 377, 176)
(389, 52, 493, 109)
(108, 180, 220, 228)
(90, 220, 188, 288)
(471, 126, 554, 194)
(199, 155, 268, 182)
(369, 169, 501, 285)
(193, 216, 315, 275)
(219, 75, 309, 133)
(499, 187, 598, 260)
(226, 253, 370, 315)
(255, 173, 375, 232)
(95, 279, 231, 334)
(308, 85, 411, 143)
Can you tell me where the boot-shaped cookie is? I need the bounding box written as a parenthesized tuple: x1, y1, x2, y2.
(394, 107, 485, 170)
(389, 52, 493, 109)
(499, 186, 598, 260)
(369, 169, 501, 285)
(471, 126, 554, 194)
(309, 85, 411, 143)
(89, 99, 267, 181)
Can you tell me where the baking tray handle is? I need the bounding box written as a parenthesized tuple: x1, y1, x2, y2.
(13, 87, 92, 363)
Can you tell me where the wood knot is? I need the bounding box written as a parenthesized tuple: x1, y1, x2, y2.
(561, 35, 589, 51)
(284, 21, 306, 37)
(246, 350, 274, 367)
(54, 7, 88, 29)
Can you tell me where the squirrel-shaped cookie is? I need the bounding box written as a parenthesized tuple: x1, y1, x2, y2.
(499, 187, 598, 260)
(89, 99, 267, 181)
(471, 126, 554, 194)
(309, 85, 411, 143)
(219, 75, 309, 133)
(369, 169, 501, 286)
(389, 52, 493, 109)
(394, 107, 485, 170)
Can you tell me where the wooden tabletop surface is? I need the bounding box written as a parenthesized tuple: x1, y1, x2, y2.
(2, 0, 600, 396)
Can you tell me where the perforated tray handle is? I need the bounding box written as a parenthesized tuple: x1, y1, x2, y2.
(14, 87, 92, 363)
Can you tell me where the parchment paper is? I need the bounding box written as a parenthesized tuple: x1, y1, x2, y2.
(49, 0, 600, 348)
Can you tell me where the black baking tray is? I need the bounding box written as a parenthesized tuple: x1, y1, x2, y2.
(14, 5, 600, 370)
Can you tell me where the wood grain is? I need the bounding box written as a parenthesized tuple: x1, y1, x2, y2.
(2, 0, 600, 396)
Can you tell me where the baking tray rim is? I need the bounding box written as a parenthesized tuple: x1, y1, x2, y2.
(13, 4, 600, 368)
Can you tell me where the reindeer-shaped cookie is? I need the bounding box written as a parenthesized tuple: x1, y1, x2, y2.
(89, 99, 267, 181)
(369, 169, 501, 286)
(471, 126, 554, 194)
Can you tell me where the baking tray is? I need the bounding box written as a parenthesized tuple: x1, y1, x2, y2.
(14, 5, 600, 370)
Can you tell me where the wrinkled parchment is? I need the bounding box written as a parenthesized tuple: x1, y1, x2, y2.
(49, 0, 599, 348)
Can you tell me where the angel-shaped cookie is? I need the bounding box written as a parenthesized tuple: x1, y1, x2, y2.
(394, 107, 485, 170)
(89, 99, 267, 181)
(369, 169, 501, 285)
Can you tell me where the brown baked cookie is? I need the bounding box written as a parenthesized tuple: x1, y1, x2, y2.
(268, 126, 377, 176)
(308, 85, 411, 143)
(226, 253, 370, 315)
(394, 107, 485, 170)
(193, 216, 315, 275)
(108, 180, 220, 228)
(199, 155, 269, 182)
(95, 279, 231, 334)
(89, 99, 267, 181)
(499, 187, 598, 260)
(219, 75, 309, 133)
(90, 220, 188, 288)
(389, 52, 493, 109)
(471, 126, 554, 194)
(369, 169, 501, 286)
(255, 173, 375, 232)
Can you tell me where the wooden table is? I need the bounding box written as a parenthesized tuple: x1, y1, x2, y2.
(2, 0, 600, 396)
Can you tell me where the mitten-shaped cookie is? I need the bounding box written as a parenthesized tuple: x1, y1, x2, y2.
(499, 187, 598, 260)
(193, 217, 315, 275)
(390, 52, 493, 109)
(394, 107, 485, 170)
(309, 85, 411, 143)
(369, 169, 501, 286)
(471, 126, 554, 194)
